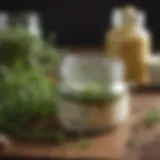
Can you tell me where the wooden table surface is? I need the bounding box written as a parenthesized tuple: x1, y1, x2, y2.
(0, 89, 159, 160)
(0, 47, 160, 159)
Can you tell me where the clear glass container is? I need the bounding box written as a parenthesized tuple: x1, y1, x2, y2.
(58, 54, 130, 133)
(118, 6, 152, 83)
(60, 54, 125, 93)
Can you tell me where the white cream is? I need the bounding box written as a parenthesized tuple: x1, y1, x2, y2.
(58, 86, 130, 132)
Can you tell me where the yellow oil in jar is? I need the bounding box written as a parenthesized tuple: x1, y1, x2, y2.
(119, 33, 150, 83)
(117, 5, 151, 83)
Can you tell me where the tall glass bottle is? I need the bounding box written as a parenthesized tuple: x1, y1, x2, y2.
(118, 6, 152, 83)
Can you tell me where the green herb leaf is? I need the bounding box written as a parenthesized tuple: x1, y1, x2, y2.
(79, 138, 92, 149)
(144, 108, 160, 128)
(127, 139, 135, 148)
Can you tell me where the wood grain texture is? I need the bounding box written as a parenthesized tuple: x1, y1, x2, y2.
(0, 90, 159, 160)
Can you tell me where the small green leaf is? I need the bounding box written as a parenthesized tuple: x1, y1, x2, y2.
(53, 131, 66, 144)
(79, 138, 92, 149)
(127, 139, 135, 148)
(144, 108, 160, 128)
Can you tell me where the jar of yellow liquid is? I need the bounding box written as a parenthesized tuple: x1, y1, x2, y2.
(105, 8, 122, 57)
(118, 6, 152, 83)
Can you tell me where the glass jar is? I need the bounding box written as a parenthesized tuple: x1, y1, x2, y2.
(118, 6, 152, 83)
(60, 54, 124, 87)
(58, 54, 130, 133)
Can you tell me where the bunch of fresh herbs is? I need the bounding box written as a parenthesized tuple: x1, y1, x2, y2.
(0, 27, 61, 72)
(0, 65, 58, 137)
(60, 86, 120, 105)
(144, 108, 160, 128)
(0, 26, 61, 141)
